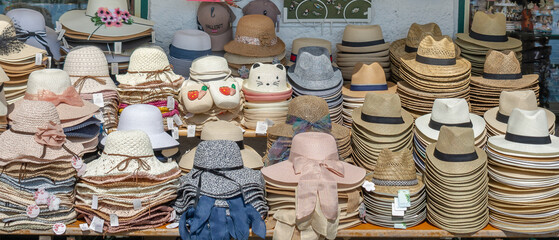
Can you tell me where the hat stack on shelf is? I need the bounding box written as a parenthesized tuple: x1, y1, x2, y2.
(397, 35, 472, 118)
(341, 63, 397, 127)
(487, 108, 559, 233)
(0, 68, 8, 132)
(363, 148, 426, 228)
(413, 98, 486, 172)
(168, 30, 211, 78)
(455, 11, 522, 76)
(335, 25, 390, 80)
(116, 45, 184, 131)
(197, 2, 236, 52)
(350, 93, 414, 171)
(224, 15, 286, 78)
(265, 95, 352, 165)
(0, 100, 84, 231)
(469, 50, 540, 115)
(288, 46, 344, 124)
(64, 46, 119, 131)
(174, 140, 267, 240)
(262, 132, 366, 239)
(76, 130, 181, 233)
(288, 38, 333, 67)
(179, 56, 244, 132)
(241, 62, 292, 130)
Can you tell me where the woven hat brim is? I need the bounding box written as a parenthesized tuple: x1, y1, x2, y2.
(488, 135, 559, 157)
(470, 74, 538, 89)
(400, 53, 471, 77)
(59, 10, 154, 37)
(336, 42, 390, 53)
(456, 33, 522, 50)
(415, 113, 486, 141)
(341, 82, 396, 98)
(0, 130, 83, 162)
(0, 44, 46, 63)
(181, 167, 263, 198)
(179, 145, 263, 170)
(225, 50, 286, 65)
(224, 38, 286, 58)
(484, 107, 555, 135)
(426, 143, 487, 175)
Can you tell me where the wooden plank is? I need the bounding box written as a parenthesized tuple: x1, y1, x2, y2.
(178, 128, 266, 138)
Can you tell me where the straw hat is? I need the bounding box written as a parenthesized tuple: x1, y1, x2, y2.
(351, 93, 413, 135)
(341, 63, 396, 98)
(242, 0, 281, 25)
(243, 63, 291, 93)
(116, 45, 182, 85)
(197, 2, 235, 51)
(455, 12, 521, 50)
(393, 23, 442, 56)
(471, 50, 538, 88)
(179, 121, 263, 170)
(288, 38, 332, 66)
(0, 17, 46, 62)
(336, 25, 389, 53)
(64, 46, 117, 94)
(224, 15, 285, 57)
(287, 46, 342, 91)
(372, 148, 424, 196)
(189, 55, 231, 81)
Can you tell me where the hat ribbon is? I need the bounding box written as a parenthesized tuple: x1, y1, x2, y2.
(371, 178, 418, 186)
(14, 26, 53, 58)
(291, 152, 343, 220)
(342, 39, 385, 48)
(496, 111, 509, 124)
(71, 75, 108, 94)
(349, 84, 388, 91)
(24, 86, 84, 107)
(415, 54, 456, 66)
(290, 53, 332, 63)
(482, 72, 522, 80)
(236, 34, 278, 47)
(504, 132, 551, 145)
(433, 147, 478, 162)
(127, 65, 174, 82)
(169, 44, 211, 60)
(469, 30, 507, 43)
(361, 113, 404, 124)
(191, 165, 245, 208)
(428, 119, 472, 131)
(9, 121, 79, 160)
(104, 152, 153, 182)
(404, 45, 418, 53)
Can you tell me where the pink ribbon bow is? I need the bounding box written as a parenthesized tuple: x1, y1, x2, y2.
(291, 152, 344, 221)
(24, 86, 84, 107)
(34, 121, 66, 147)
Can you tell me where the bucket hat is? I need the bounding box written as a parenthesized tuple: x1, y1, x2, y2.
(456, 11, 522, 50)
(242, 0, 280, 25)
(470, 50, 538, 88)
(63, 46, 117, 94)
(243, 62, 290, 93)
(336, 25, 389, 53)
(197, 2, 235, 51)
(224, 15, 285, 57)
(287, 46, 342, 91)
(288, 38, 332, 66)
(342, 62, 396, 98)
(117, 45, 183, 85)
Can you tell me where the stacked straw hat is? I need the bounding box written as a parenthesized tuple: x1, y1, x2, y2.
(350, 93, 414, 171)
(288, 38, 333, 67)
(75, 130, 181, 233)
(197, 2, 235, 52)
(425, 126, 489, 234)
(264, 95, 351, 165)
(487, 108, 559, 233)
(168, 29, 211, 78)
(455, 11, 522, 75)
(413, 98, 486, 172)
(0, 68, 9, 132)
(241, 62, 292, 129)
(262, 132, 366, 239)
(397, 35, 472, 118)
(0, 100, 84, 231)
(224, 15, 286, 79)
(174, 140, 267, 239)
(288, 46, 344, 124)
(116, 45, 184, 131)
(335, 25, 390, 80)
(362, 148, 426, 228)
(178, 56, 244, 132)
(341, 63, 397, 127)
(469, 50, 540, 115)
(484, 90, 554, 137)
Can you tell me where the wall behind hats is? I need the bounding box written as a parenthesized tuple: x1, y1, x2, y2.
(150, 0, 459, 53)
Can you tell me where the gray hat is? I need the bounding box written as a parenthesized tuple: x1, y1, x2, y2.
(288, 46, 342, 91)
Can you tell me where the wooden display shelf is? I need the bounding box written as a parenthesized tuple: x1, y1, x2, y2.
(178, 127, 265, 138)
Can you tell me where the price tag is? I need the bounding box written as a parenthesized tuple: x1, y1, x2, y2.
(167, 118, 174, 130)
(255, 121, 268, 135)
(187, 125, 196, 138)
(111, 63, 118, 75)
(35, 53, 43, 65)
(398, 190, 411, 208)
(170, 210, 176, 221)
(52, 223, 66, 235)
(173, 114, 183, 126)
(47, 57, 52, 68)
(391, 202, 405, 217)
(114, 42, 122, 54)
(62, 37, 69, 49)
(110, 214, 119, 227)
(166, 223, 179, 229)
(57, 29, 66, 41)
(95, 112, 105, 123)
(92, 93, 104, 107)
(79, 223, 89, 231)
(132, 199, 142, 210)
(394, 223, 407, 229)
(91, 195, 98, 210)
(89, 216, 104, 233)
(167, 96, 175, 110)
(151, 32, 156, 43)
(172, 127, 179, 139)
(55, 21, 62, 32)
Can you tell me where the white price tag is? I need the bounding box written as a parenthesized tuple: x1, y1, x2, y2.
(398, 190, 411, 208)
(391, 203, 405, 217)
(114, 42, 122, 54)
(167, 118, 174, 130)
(173, 114, 183, 126)
(167, 96, 175, 110)
(62, 37, 69, 49)
(89, 216, 104, 233)
(187, 125, 196, 138)
(79, 223, 89, 231)
(92, 93, 104, 107)
(111, 63, 118, 75)
(394, 223, 407, 229)
(132, 199, 142, 210)
(35, 53, 42, 65)
(172, 127, 179, 139)
(57, 29, 66, 41)
(47, 57, 52, 68)
(255, 121, 268, 135)
(151, 32, 156, 43)
(55, 21, 62, 32)
(393, 197, 407, 211)
(109, 214, 119, 227)
(91, 195, 98, 210)
(166, 223, 179, 229)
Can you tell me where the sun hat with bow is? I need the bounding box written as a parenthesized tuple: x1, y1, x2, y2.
(224, 14, 285, 57)
(342, 62, 396, 98)
(456, 11, 521, 50)
(117, 45, 183, 85)
(63, 46, 117, 94)
(197, 2, 235, 51)
(0, 16, 46, 63)
(336, 25, 389, 53)
(287, 46, 342, 91)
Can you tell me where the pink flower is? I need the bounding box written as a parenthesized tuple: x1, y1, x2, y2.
(97, 7, 109, 16)
(34, 121, 66, 147)
(105, 21, 114, 27)
(101, 16, 109, 23)
(114, 8, 122, 16)
(122, 11, 130, 18)
(114, 21, 122, 27)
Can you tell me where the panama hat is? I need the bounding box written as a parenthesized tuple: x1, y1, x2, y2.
(390, 23, 442, 59)
(471, 50, 538, 88)
(224, 15, 285, 57)
(287, 46, 342, 91)
(117, 45, 183, 85)
(197, 2, 235, 51)
(336, 25, 389, 53)
(288, 38, 332, 66)
(372, 148, 424, 196)
(352, 93, 413, 136)
(63, 46, 117, 94)
(341, 63, 396, 98)
(243, 62, 291, 93)
(456, 11, 521, 50)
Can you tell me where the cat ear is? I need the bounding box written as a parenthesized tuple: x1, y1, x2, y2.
(275, 64, 284, 70)
(251, 62, 262, 70)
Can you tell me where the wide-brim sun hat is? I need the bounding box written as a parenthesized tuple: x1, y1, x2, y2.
(223, 15, 285, 58)
(0, 18, 47, 63)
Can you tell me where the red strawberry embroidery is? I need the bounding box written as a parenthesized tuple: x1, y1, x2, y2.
(188, 90, 199, 101)
(219, 86, 231, 96)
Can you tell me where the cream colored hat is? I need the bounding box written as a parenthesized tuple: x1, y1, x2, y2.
(179, 120, 263, 170)
(64, 46, 117, 94)
(289, 38, 332, 66)
(336, 25, 390, 53)
(189, 55, 232, 81)
(0, 17, 46, 63)
(243, 62, 291, 93)
(116, 45, 182, 85)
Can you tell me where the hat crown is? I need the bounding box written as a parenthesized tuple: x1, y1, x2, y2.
(234, 15, 276, 39)
(7, 9, 45, 32)
(293, 46, 333, 81)
(10, 100, 60, 133)
(483, 50, 520, 75)
(27, 69, 72, 95)
(103, 130, 154, 157)
(506, 108, 549, 138)
(351, 62, 387, 86)
(197, 2, 234, 35)
(171, 29, 212, 51)
(190, 55, 230, 76)
(128, 45, 170, 72)
(118, 104, 165, 135)
(416, 35, 456, 60)
(498, 90, 537, 116)
(372, 149, 416, 182)
(201, 120, 243, 141)
(405, 23, 442, 49)
(242, 0, 280, 23)
(362, 93, 403, 118)
(291, 38, 332, 56)
(435, 126, 476, 156)
(86, 0, 129, 17)
(64, 46, 109, 76)
(289, 132, 338, 160)
(342, 25, 384, 42)
(287, 95, 330, 123)
(431, 98, 471, 125)
(194, 140, 243, 169)
(247, 62, 287, 92)
(471, 11, 506, 37)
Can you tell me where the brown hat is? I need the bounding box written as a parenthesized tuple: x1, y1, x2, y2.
(455, 11, 521, 50)
(224, 15, 285, 57)
(470, 50, 538, 88)
(197, 2, 236, 51)
(372, 148, 424, 196)
(242, 0, 280, 25)
(342, 62, 396, 98)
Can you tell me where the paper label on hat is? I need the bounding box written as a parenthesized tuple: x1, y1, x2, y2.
(47, 57, 52, 68)
(79, 223, 89, 231)
(111, 63, 118, 75)
(55, 21, 62, 32)
(92, 93, 105, 107)
(362, 180, 375, 192)
(398, 190, 411, 208)
(187, 125, 196, 138)
(91, 195, 98, 210)
(90, 216, 104, 233)
(173, 114, 183, 126)
(114, 42, 122, 54)
(394, 223, 407, 229)
(167, 96, 175, 110)
(151, 32, 156, 43)
(166, 222, 179, 229)
(167, 118, 174, 130)
(57, 29, 66, 41)
(255, 121, 268, 135)
(62, 37, 69, 49)
(393, 198, 407, 211)
(132, 199, 142, 210)
(172, 127, 179, 139)
(35, 53, 42, 66)
(52, 223, 66, 235)
(109, 214, 119, 227)
(391, 203, 405, 217)
(170, 210, 176, 221)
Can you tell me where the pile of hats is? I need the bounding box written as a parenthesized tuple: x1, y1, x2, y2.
(487, 108, 559, 234)
(350, 93, 414, 171)
(389, 23, 443, 82)
(425, 126, 489, 234)
(335, 25, 390, 80)
(179, 56, 244, 131)
(0, 68, 8, 132)
(485, 90, 555, 137)
(64, 46, 119, 131)
(174, 140, 266, 239)
(262, 132, 365, 239)
(0, 16, 47, 104)
(363, 149, 426, 228)
(116, 45, 184, 131)
(241, 62, 291, 130)
(168, 29, 211, 78)
(265, 96, 352, 165)
(455, 11, 522, 76)
(342, 63, 397, 127)
(413, 98, 486, 172)
(288, 46, 344, 124)
(75, 130, 181, 233)
(288, 38, 333, 67)
(469, 50, 540, 115)
(397, 35, 472, 118)
(197, 2, 235, 52)
(224, 15, 286, 78)
(0, 100, 84, 231)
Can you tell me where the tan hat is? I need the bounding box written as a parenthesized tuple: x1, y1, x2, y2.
(390, 23, 442, 59)
(455, 12, 521, 50)
(341, 63, 396, 98)
(0, 18, 46, 63)
(288, 38, 332, 66)
(372, 148, 424, 196)
(179, 80, 213, 114)
(224, 15, 285, 57)
(116, 45, 183, 85)
(336, 25, 389, 53)
(471, 50, 538, 88)
(351, 93, 413, 136)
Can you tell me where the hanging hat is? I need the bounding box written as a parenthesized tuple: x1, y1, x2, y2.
(116, 45, 183, 85)
(470, 50, 538, 88)
(169, 30, 211, 77)
(243, 62, 291, 93)
(351, 93, 413, 135)
(0, 17, 46, 63)
(224, 15, 285, 57)
(336, 25, 389, 53)
(372, 148, 424, 196)
(342, 62, 396, 98)
(287, 46, 342, 91)
(455, 11, 522, 50)
(242, 0, 281, 25)
(189, 55, 231, 81)
(197, 2, 235, 51)
(289, 38, 332, 66)
(64, 46, 117, 94)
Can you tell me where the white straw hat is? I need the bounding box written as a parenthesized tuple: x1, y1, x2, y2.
(64, 46, 117, 94)
(116, 45, 183, 85)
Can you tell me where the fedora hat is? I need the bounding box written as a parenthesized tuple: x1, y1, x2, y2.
(456, 12, 521, 50)
(390, 23, 442, 61)
(351, 93, 413, 135)
(116, 45, 183, 85)
(372, 148, 424, 196)
(197, 2, 235, 51)
(179, 120, 264, 170)
(189, 55, 231, 81)
(242, 0, 281, 25)
(289, 38, 332, 66)
(0, 17, 46, 62)
(63, 46, 117, 94)
(336, 25, 389, 53)
(415, 98, 485, 141)
(287, 46, 342, 91)
(59, 0, 153, 38)
(341, 63, 396, 98)
(471, 50, 538, 88)
(224, 15, 285, 57)
(169, 29, 211, 61)
(244, 62, 291, 93)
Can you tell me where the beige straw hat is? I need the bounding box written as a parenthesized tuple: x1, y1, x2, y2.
(224, 15, 285, 57)
(390, 23, 442, 59)
(351, 93, 413, 135)
(288, 38, 332, 66)
(189, 55, 231, 81)
(116, 45, 183, 85)
(0, 18, 46, 63)
(456, 11, 521, 50)
(64, 46, 117, 94)
(336, 25, 389, 53)
(372, 148, 424, 196)
(470, 50, 538, 88)
(341, 62, 396, 98)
